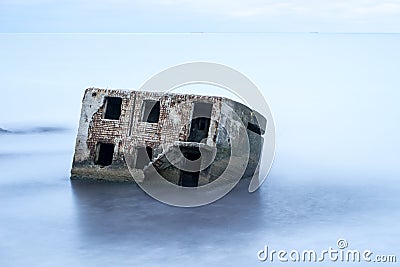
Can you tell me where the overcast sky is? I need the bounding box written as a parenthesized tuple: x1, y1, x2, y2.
(1, 0, 400, 32)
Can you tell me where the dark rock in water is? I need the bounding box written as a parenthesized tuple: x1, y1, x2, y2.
(0, 126, 68, 135)
(0, 128, 11, 134)
(28, 127, 68, 133)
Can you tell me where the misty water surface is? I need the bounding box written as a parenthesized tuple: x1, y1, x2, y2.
(1, 33, 400, 266)
(0, 129, 398, 267)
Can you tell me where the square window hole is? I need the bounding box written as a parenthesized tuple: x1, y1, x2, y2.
(141, 100, 160, 123)
(104, 97, 122, 120)
(94, 142, 115, 166)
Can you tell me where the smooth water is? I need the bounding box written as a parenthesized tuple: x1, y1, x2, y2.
(1, 33, 400, 266)
(0, 131, 398, 267)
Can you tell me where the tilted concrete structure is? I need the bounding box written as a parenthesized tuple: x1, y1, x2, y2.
(71, 88, 266, 187)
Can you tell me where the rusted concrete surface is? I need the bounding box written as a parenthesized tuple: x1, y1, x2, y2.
(71, 88, 266, 186)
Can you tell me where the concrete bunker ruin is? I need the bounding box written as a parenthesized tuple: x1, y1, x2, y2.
(71, 88, 267, 187)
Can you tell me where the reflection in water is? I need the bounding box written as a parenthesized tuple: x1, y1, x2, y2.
(70, 180, 265, 245)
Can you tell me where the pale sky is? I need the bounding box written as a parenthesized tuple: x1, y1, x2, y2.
(1, 0, 400, 32)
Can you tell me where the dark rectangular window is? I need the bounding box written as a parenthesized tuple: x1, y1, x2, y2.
(104, 97, 122, 120)
(179, 170, 200, 187)
(142, 100, 160, 123)
(94, 142, 115, 166)
(247, 122, 264, 135)
(178, 147, 201, 187)
(187, 102, 213, 143)
(135, 146, 153, 169)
